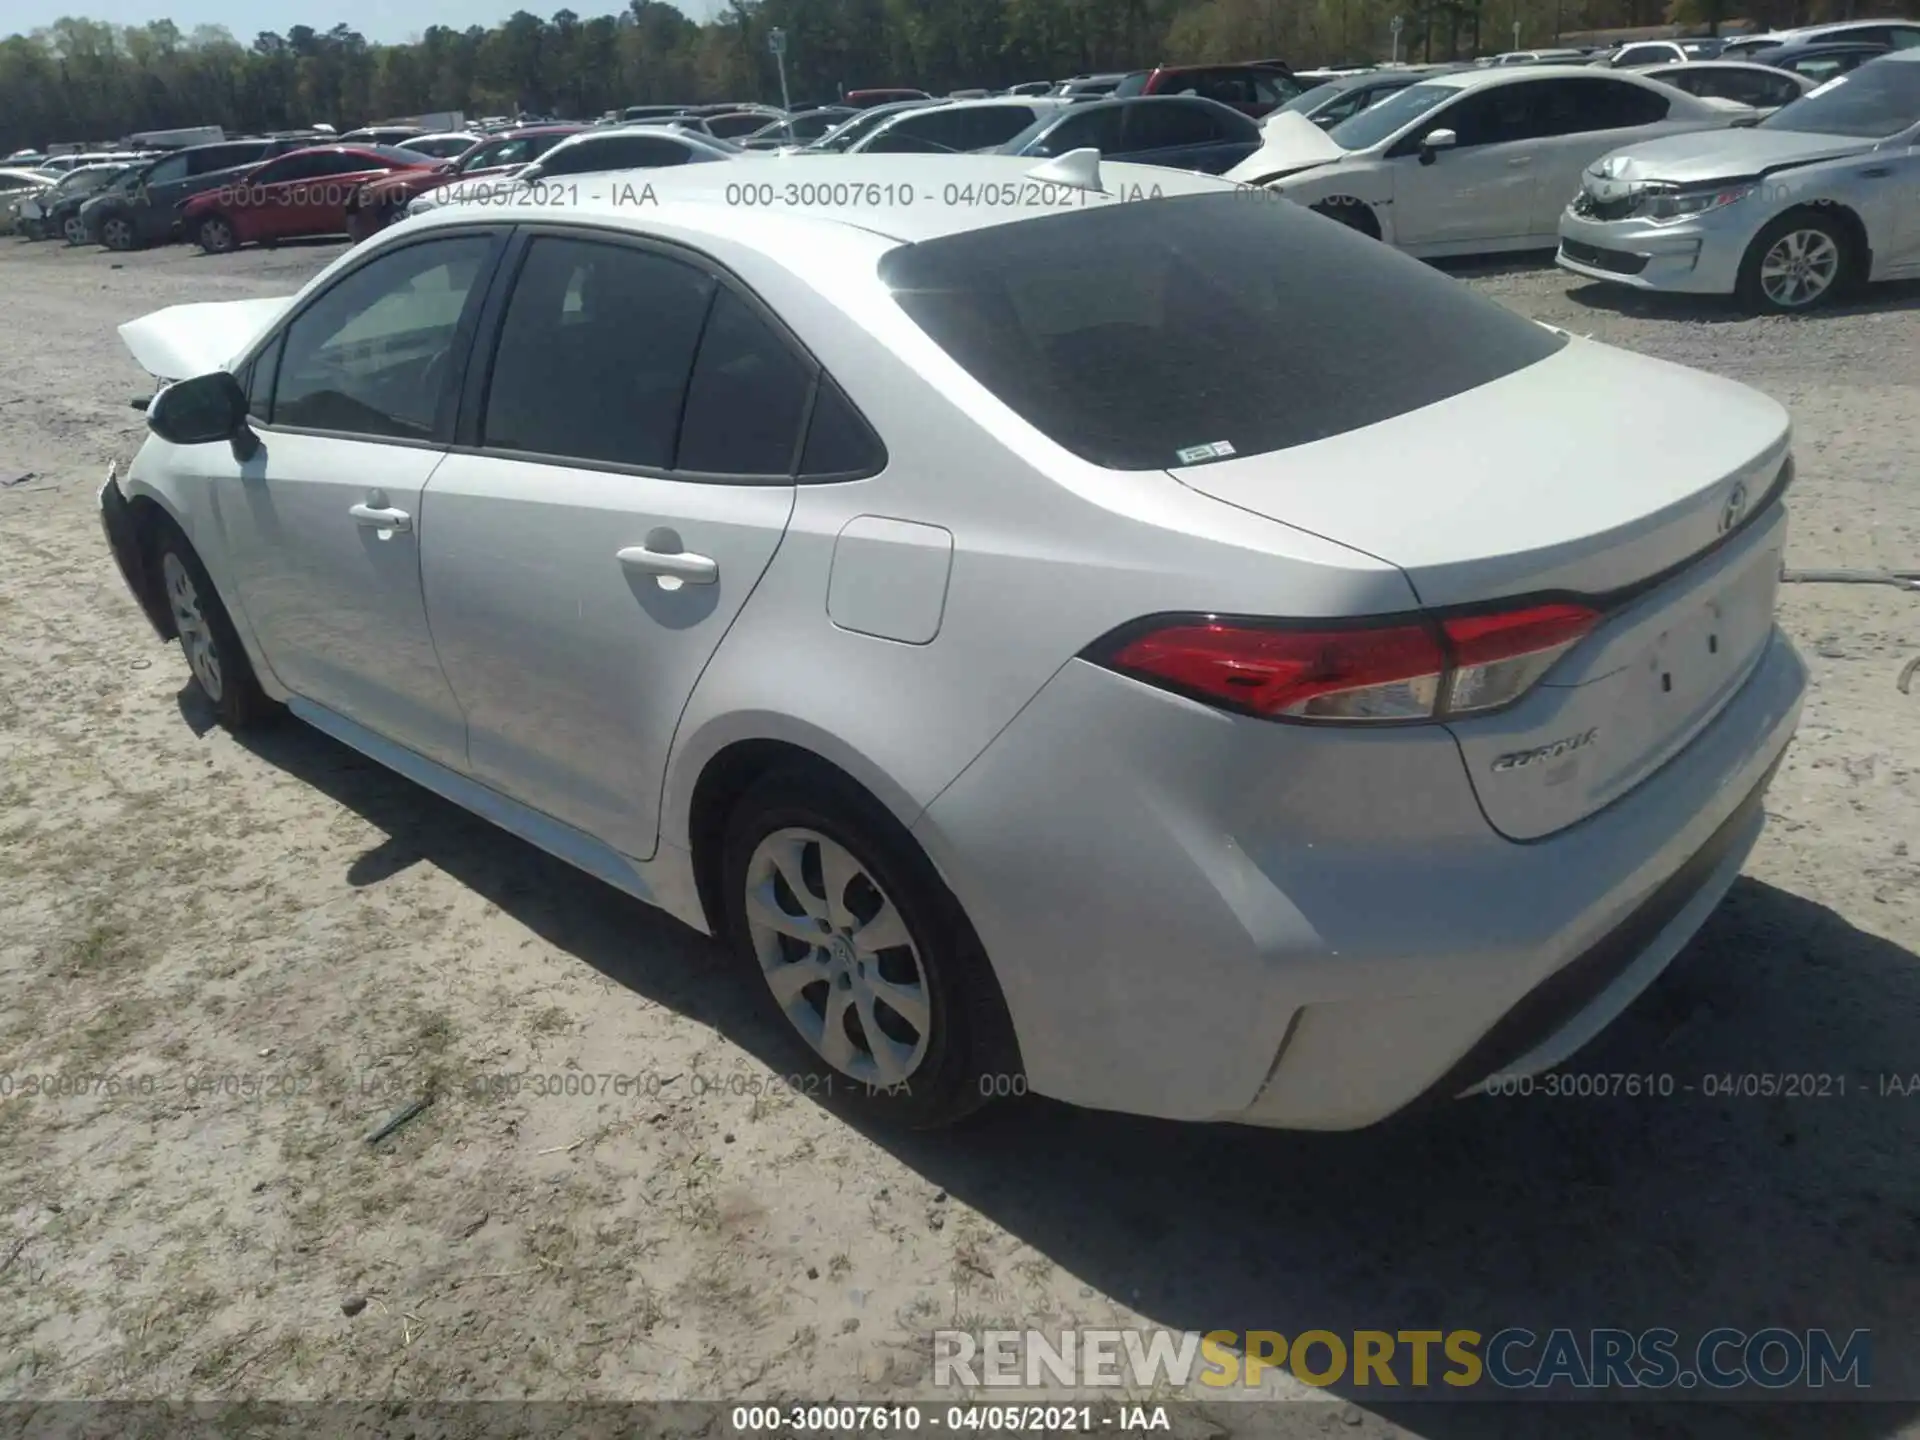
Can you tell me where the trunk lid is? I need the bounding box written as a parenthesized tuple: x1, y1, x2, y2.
(1170, 337, 1792, 838)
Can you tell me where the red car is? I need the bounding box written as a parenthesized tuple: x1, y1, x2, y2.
(1109, 62, 1299, 118)
(344, 123, 589, 238)
(182, 145, 438, 253)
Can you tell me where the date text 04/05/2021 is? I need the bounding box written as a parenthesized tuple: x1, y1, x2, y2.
(728, 1404, 1170, 1434)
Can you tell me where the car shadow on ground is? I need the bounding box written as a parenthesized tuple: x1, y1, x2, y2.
(1430, 250, 1563, 281)
(237, 714, 1920, 1439)
(1565, 277, 1920, 325)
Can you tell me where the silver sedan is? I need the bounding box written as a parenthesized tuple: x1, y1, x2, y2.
(1558, 51, 1920, 311)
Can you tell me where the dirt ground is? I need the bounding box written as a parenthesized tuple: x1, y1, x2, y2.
(0, 231, 1916, 1439)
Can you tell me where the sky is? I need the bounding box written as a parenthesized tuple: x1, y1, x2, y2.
(6, 0, 722, 45)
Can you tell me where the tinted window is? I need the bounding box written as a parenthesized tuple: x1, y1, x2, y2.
(1615, 44, 1678, 65)
(880, 193, 1565, 471)
(272, 238, 492, 438)
(675, 289, 813, 475)
(1429, 83, 1543, 145)
(1573, 78, 1670, 127)
(1031, 105, 1129, 155)
(143, 154, 190, 185)
(250, 152, 332, 185)
(186, 143, 267, 175)
(1126, 100, 1235, 149)
(1890, 29, 1920, 48)
(1763, 58, 1920, 135)
(483, 237, 714, 468)
(706, 112, 771, 138)
(1112, 73, 1150, 98)
(799, 377, 886, 477)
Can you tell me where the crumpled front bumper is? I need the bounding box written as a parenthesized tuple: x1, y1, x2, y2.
(99, 465, 173, 642)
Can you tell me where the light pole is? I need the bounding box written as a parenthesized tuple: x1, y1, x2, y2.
(768, 26, 792, 114)
(1390, 12, 1403, 62)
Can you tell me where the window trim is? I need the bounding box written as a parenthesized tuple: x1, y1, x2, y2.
(451, 220, 887, 486)
(235, 227, 511, 451)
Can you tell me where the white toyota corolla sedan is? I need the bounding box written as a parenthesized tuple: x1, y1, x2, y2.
(1226, 65, 1743, 254)
(102, 153, 1806, 1132)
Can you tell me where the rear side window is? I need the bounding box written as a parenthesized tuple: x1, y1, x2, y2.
(1122, 101, 1229, 149)
(800, 378, 887, 477)
(675, 288, 813, 475)
(482, 236, 715, 468)
(880, 193, 1566, 472)
(143, 154, 190, 184)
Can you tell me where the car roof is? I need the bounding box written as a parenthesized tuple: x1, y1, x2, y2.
(408, 152, 1236, 248)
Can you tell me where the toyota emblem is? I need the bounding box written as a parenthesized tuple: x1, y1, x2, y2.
(1719, 481, 1750, 535)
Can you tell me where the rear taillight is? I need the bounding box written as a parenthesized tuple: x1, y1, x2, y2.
(1090, 601, 1600, 725)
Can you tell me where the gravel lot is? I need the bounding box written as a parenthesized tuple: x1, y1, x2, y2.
(0, 232, 1916, 1437)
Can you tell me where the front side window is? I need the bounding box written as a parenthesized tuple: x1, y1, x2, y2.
(1123, 101, 1228, 150)
(143, 154, 190, 186)
(880, 193, 1565, 471)
(482, 237, 715, 468)
(271, 237, 493, 439)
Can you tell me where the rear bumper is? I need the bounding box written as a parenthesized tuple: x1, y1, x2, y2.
(99, 468, 173, 642)
(913, 627, 1805, 1128)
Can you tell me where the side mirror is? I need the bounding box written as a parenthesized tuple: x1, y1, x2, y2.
(147, 371, 258, 459)
(1419, 128, 1458, 164)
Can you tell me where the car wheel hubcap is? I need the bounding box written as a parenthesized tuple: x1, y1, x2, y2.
(743, 828, 931, 1087)
(1760, 229, 1839, 307)
(64, 219, 84, 243)
(105, 220, 128, 246)
(161, 551, 223, 702)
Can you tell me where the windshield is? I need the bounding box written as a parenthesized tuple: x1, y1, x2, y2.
(881, 192, 1564, 471)
(1278, 81, 1343, 115)
(1326, 81, 1456, 149)
(1760, 60, 1920, 135)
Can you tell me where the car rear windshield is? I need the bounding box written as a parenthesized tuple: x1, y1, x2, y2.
(879, 191, 1567, 471)
(1761, 58, 1920, 135)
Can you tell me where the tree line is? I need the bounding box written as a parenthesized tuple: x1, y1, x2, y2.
(1, 0, 1907, 152)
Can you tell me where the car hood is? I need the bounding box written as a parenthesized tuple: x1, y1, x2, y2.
(1585, 126, 1874, 184)
(119, 296, 297, 382)
(1227, 110, 1350, 181)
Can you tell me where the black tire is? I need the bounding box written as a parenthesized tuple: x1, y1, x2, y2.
(719, 766, 1020, 1130)
(1736, 208, 1857, 314)
(62, 215, 86, 246)
(1312, 196, 1382, 240)
(149, 521, 279, 731)
(99, 214, 138, 251)
(195, 213, 239, 254)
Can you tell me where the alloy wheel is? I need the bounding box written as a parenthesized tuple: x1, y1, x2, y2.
(742, 827, 932, 1087)
(103, 217, 133, 250)
(63, 216, 86, 245)
(200, 218, 233, 253)
(1759, 228, 1840, 309)
(161, 551, 224, 702)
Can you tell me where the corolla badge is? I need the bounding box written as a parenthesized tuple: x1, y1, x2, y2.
(1719, 480, 1751, 534)
(1492, 729, 1599, 773)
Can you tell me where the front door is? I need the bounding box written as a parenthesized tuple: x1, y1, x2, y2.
(207, 231, 505, 767)
(420, 232, 805, 858)
(1387, 81, 1553, 248)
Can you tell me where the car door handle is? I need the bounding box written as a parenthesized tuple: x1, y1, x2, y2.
(349, 503, 412, 531)
(617, 544, 718, 585)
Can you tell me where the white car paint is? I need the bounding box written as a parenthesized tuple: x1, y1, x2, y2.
(1228, 65, 1743, 255)
(107, 154, 1805, 1129)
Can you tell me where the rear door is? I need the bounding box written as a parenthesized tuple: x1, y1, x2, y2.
(278, 150, 403, 239)
(419, 231, 803, 858)
(1525, 77, 1680, 237)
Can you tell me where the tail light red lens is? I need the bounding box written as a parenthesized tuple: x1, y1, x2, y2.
(1093, 601, 1602, 724)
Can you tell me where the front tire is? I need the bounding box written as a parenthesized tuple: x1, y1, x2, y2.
(720, 767, 1019, 1129)
(150, 524, 278, 730)
(1737, 209, 1855, 313)
(100, 215, 138, 251)
(195, 214, 238, 254)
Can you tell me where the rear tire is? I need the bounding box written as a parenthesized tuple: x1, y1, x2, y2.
(719, 766, 1020, 1130)
(195, 214, 238, 254)
(149, 522, 278, 731)
(1736, 209, 1856, 314)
